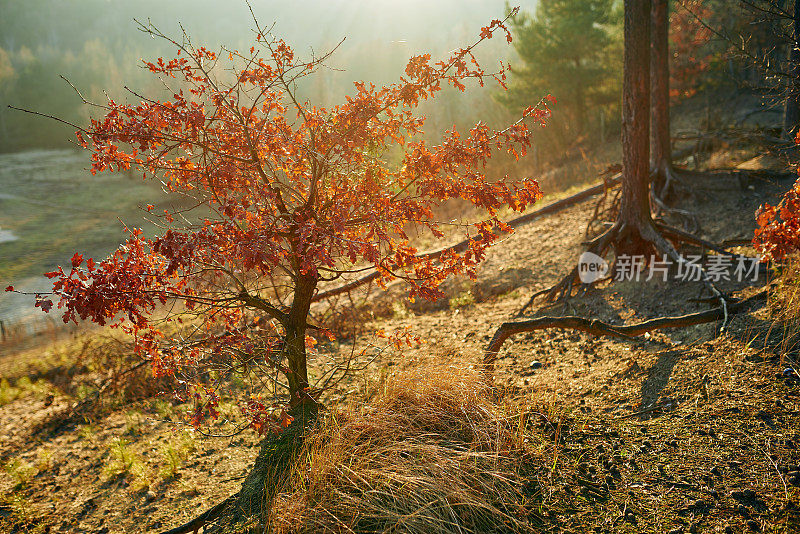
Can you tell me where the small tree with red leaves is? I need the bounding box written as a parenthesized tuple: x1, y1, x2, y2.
(7, 10, 550, 434)
(754, 133, 800, 260)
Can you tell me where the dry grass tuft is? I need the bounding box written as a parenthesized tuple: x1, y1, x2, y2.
(266, 365, 539, 533)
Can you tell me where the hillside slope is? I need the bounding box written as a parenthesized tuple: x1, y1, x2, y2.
(0, 146, 799, 533)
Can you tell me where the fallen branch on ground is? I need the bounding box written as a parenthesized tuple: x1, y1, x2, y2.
(672, 131, 792, 147)
(312, 173, 622, 302)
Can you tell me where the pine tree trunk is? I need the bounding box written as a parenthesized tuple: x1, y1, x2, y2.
(784, 0, 800, 138)
(574, 67, 588, 135)
(650, 0, 671, 175)
(617, 0, 654, 258)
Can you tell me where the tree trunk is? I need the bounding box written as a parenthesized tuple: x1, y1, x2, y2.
(283, 273, 316, 403)
(217, 273, 320, 531)
(784, 0, 800, 139)
(503, 0, 737, 315)
(223, 399, 317, 532)
(617, 0, 654, 259)
(574, 60, 588, 135)
(650, 0, 671, 176)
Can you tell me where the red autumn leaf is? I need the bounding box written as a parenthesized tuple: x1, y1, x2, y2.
(279, 410, 294, 428)
(35, 297, 53, 313)
(71, 253, 83, 268)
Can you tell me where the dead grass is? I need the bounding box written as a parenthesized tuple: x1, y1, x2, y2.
(265, 364, 542, 534)
(764, 259, 800, 362)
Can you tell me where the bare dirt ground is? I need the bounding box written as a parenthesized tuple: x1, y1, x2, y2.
(1, 145, 799, 533)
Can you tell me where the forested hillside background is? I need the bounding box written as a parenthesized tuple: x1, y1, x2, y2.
(1, 0, 786, 162)
(0, 0, 539, 152)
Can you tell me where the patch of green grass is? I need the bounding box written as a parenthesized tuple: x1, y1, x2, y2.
(391, 301, 410, 319)
(106, 438, 137, 474)
(448, 290, 475, 309)
(0, 376, 50, 406)
(150, 399, 176, 421)
(104, 437, 150, 491)
(3, 458, 36, 489)
(0, 378, 20, 405)
(74, 383, 96, 401)
(2, 493, 33, 525)
(104, 437, 148, 490)
(159, 431, 197, 479)
(124, 411, 143, 436)
(503, 288, 522, 300)
(77, 423, 98, 443)
(34, 448, 53, 472)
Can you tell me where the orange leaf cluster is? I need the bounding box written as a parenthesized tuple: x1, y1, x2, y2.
(754, 134, 800, 260)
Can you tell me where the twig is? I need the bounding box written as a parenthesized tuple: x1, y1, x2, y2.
(614, 401, 672, 420)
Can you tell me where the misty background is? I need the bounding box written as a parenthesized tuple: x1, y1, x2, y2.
(0, 0, 540, 152)
(0, 0, 545, 331)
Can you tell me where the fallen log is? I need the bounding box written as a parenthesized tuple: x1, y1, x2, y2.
(312, 173, 622, 302)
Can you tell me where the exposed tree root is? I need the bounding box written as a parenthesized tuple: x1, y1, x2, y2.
(588, 163, 792, 242)
(584, 166, 697, 237)
(653, 164, 692, 201)
(655, 222, 730, 256)
(516, 213, 760, 317)
(584, 176, 621, 239)
(520, 225, 619, 313)
(518, 186, 773, 318)
(484, 289, 769, 383)
(159, 402, 318, 534)
(650, 169, 699, 233)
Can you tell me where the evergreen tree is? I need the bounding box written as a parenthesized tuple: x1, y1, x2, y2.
(502, 0, 621, 138)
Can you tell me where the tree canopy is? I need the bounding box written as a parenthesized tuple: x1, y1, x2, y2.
(6, 12, 551, 432)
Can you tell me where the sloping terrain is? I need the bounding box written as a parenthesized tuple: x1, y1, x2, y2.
(0, 146, 799, 533)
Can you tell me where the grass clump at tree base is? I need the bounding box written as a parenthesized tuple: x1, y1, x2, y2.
(240, 365, 546, 534)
